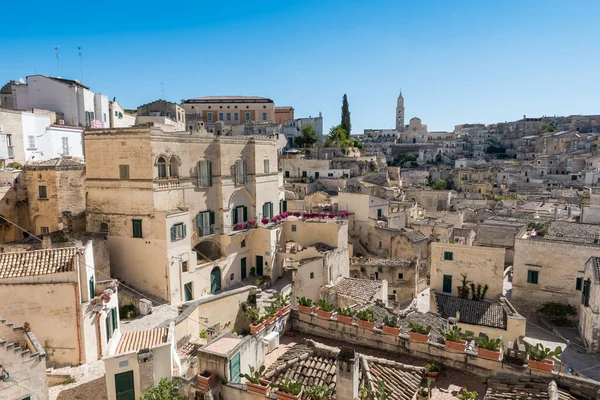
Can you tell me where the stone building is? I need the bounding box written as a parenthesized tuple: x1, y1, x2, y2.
(399, 117, 429, 144)
(135, 99, 186, 132)
(274, 106, 294, 124)
(0, 318, 48, 400)
(579, 256, 600, 352)
(349, 257, 420, 302)
(85, 126, 285, 304)
(180, 96, 275, 126)
(23, 157, 86, 235)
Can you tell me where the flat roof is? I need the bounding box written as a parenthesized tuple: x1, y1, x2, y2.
(203, 337, 242, 355)
(116, 327, 169, 354)
(182, 96, 273, 104)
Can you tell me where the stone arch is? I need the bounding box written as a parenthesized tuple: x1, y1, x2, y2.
(210, 266, 222, 294)
(32, 214, 52, 235)
(156, 155, 168, 178)
(227, 187, 252, 210)
(194, 239, 223, 262)
(168, 155, 180, 177)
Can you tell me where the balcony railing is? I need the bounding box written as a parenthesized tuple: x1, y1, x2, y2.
(154, 177, 180, 190)
(199, 225, 215, 237)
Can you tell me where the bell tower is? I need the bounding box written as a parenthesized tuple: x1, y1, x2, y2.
(396, 91, 405, 132)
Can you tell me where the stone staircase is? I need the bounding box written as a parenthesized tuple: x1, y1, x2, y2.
(0, 316, 45, 363)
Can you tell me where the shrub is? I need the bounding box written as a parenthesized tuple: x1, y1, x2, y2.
(304, 385, 333, 400)
(475, 336, 501, 351)
(119, 304, 137, 319)
(315, 299, 335, 312)
(297, 297, 313, 307)
(141, 377, 184, 400)
(457, 388, 478, 400)
(241, 365, 266, 384)
(248, 220, 256, 227)
(383, 315, 398, 328)
(356, 309, 375, 322)
(408, 321, 431, 335)
(250, 267, 256, 275)
(442, 325, 471, 342)
(245, 308, 262, 324)
(337, 307, 355, 317)
(525, 342, 562, 362)
(235, 222, 244, 230)
(536, 302, 577, 326)
(271, 379, 303, 395)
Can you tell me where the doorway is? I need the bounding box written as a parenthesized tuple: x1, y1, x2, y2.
(115, 371, 135, 400)
(210, 267, 221, 293)
(241, 258, 247, 280)
(256, 255, 264, 276)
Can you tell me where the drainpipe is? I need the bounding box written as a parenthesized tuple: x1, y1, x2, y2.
(73, 283, 83, 365)
(96, 313, 102, 360)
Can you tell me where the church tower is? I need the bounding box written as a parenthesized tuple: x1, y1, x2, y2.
(396, 91, 405, 132)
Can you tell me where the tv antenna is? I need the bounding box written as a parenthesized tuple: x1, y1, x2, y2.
(78, 47, 84, 81)
(54, 46, 60, 76)
(160, 82, 164, 100)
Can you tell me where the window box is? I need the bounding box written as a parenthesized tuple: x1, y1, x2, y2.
(409, 332, 429, 343)
(247, 379, 271, 396)
(316, 308, 334, 319)
(478, 348, 501, 361)
(336, 315, 353, 325)
(357, 319, 375, 329)
(250, 321, 265, 334)
(528, 359, 553, 373)
(197, 371, 216, 391)
(445, 339, 467, 352)
(382, 325, 400, 336)
(277, 305, 290, 316)
(276, 390, 303, 400)
(297, 305, 314, 314)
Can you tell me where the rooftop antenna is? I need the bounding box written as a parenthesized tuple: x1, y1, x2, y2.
(160, 82, 164, 100)
(78, 46, 84, 82)
(54, 46, 60, 76)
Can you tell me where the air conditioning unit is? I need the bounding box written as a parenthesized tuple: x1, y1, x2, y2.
(263, 331, 279, 354)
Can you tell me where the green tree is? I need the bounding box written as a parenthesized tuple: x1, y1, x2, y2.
(541, 123, 556, 133)
(141, 378, 184, 400)
(296, 124, 318, 147)
(341, 94, 351, 135)
(326, 125, 349, 146)
(405, 153, 417, 162)
(432, 179, 448, 190)
(352, 139, 363, 149)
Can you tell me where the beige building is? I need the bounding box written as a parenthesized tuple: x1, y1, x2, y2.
(349, 257, 420, 302)
(512, 221, 600, 312)
(0, 238, 119, 367)
(85, 126, 285, 304)
(399, 117, 429, 144)
(0, 318, 48, 400)
(274, 106, 294, 124)
(579, 256, 600, 352)
(180, 96, 275, 125)
(136, 99, 186, 132)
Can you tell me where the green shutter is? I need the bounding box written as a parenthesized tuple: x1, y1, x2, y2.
(106, 315, 112, 340)
(208, 160, 212, 186)
(209, 211, 215, 227)
(132, 220, 142, 238)
(112, 308, 118, 330)
(230, 352, 241, 383)
(243, 161, 247, 183)
(263, 203, 268, 218)
(282, 200, 287, 212)
(442, 275, 452, 293)
(182, 224, 187, 238)
(243, 206, 248, 222)
(89, 276, 95, 298)
(269, 203, 273, 219)
(576, 277, 583, 291)
(233, 208, 238, 225)
(170, 225, 177, 241)
(197, 161, 202, 186)
(197, 213, 203, 228)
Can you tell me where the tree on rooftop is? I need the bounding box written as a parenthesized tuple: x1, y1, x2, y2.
(296, 124, 318, 147)
(541, 123, 557, 133)
(326, 124, 349, 147)
(405, 153, 417, 162)
(431, 179, 448, 190)
(341, 94, 351, 135)
(141, 378, 184, 400)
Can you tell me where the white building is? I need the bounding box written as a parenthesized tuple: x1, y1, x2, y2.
(11, 75, 110, 128)
(282, 113, 324, 148)
(109, 100, 136, 128)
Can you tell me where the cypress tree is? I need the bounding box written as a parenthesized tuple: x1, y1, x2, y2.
(341, 94, 351, 135)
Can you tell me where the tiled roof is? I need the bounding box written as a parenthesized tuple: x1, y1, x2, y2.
(484, 378, 580, 400)
(336, 278, 383, 304)
(314, 243, 336, 252)
(591, 256, 600, 283)
(404, 230, 427, 243)
(0, 247, 78, 279)
(435, 293, 507, 329)
(357, 258, 412, 268)
(116, 327, 169, 354)
(25, 157, 85, 170)
(398, 312, 447, 343)
(357, 302, 396, 324)
(539, 221, 600, 245)
(362, 357, 423, 400)
(453, 228, 474, 238)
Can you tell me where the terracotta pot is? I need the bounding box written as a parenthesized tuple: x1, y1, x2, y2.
(417, 392, 430, 400)
(316, 308, 334, 319)
(410, 332, 429, 343)
(528, 359, 554, 373)
(357, 319, 375, 329)
(382, 325, 400, 336)
(247, 379, 271, 396)
(445, 339, 466, 352)
(425, 369, 440, 377)
(277, 305, 290, 316)
(264, 316, 276, 326)
(250, 322, 264, 334)
(337, 315, 354, 325)
(276, 390, 303, 400)
(197, 371, 216, 391)
(297, 305, 314, 314)
(478, 348, 501, 361)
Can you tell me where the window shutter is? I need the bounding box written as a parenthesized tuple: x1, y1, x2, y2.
(171, 225, 177, 241)
(576, 277, 583, 291)
(208, 160, 212, 186)
(263, 203, 267, 218)
(106, 316, 112, 340)
(283, 200, 287, 212)
(197, 161, 203, 186)
(243, 206, 248, 222)
(209, 211, 215, 231)
(182, 224, 187, 238)
(89, 276, 95, 298)
(243, 160, 247, 183)
(197, 213, 203, 228)
(233, 208, 238, 225)
(112, 308, 118, 330)
(269, 203, 273, 219)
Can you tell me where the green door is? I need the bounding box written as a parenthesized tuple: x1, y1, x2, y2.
(210, 267, 221, 294)
(230, 352, 241, 383)
(256, 256, 264, 276)
(184, 282, 193, 301)
(443, 275, 452, 294)
(115, 370, 135, 400)
(241, 258, 247, 280)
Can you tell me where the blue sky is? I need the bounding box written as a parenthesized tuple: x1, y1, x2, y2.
(2, 0, 599, 134)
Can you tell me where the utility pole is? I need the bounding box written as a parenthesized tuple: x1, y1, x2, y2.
(78, 47, 84, 81)
(54, 46, 60, 75)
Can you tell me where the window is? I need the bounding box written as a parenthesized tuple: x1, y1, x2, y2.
(527, 270, 539, 284)
(235, 160, 247, 185)
(241, 239, 246, 248)
(182, 261, 188, 273)
(576, 277, 583, 291)
(157, 157, 167, 178)
(100, 222, 109, 233)
(232, 206, 248, 224)
(219, 113, 224, 121)
(170, 223, 186, 241)
(582, 279, 591, 307)
(234, 113, 239, 121)
(328, 173, 333, 177)
(227, 113, 231, 121)
(442, 274, 452, 293)
(292, 224, 297, 232)
(38, 185, 48, 199)
(279, 200, 287, 213)
(245, 112, 251, 121)
(132, 219, 143, 238)
(207, 112, 213, 121)
(197, 159, 212, 187)
(263, 202, 274, 219)
(302, 171, 307, 178)
(285, 171, 290, 178)
(119, 165, 130, 180)
(443, 251, 453, 261)
(105, 307, 118, 340)
(398, 273, 404, 280)
(378, 241, 382, 249)
(28, 135, 36, 149)
(262, 112, 267, 121)
(264, 159, 270, 174)
(184, 282, 193, 301)
(6, 134, 13, 158)
(89, 275, 95, 298)
(197, 211, 215, 236)
(103, 113, 107, 122)
(62, 137, 69, 155)
(310, 272, 314, 279)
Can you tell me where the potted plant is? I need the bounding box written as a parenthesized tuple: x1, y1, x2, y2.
(417, 378, 432, 400)
(197, 370, 216, 390)
(408, 321, 431, 343)
(443, 325, 470, 352)
(475, 336, 502, 361)
(425, 362, 440, 377)
(246, 308, 264, 334)
(235, 222, 245, 231)
(262, 217, 270, 225)
(336, 307, 355, 324)
(264, 304, 277, 325)
(457, 388, 478, 400)
(241, 365, 270, 396)
(315, 299, 336, 319)
(382, 315, 400, 336)
(525, 343, 562, 372)
(271, 379, 303, 400)
(356, 309, 376, 329)
(276, 294, 291, 316)
(297, 297, 314, 314)
(304, 385, 332, 400)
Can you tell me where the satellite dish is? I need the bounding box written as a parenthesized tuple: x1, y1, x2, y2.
(19, 78, 25, 84)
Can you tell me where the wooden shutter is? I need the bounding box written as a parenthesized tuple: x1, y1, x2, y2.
(197, 161, 203, 186)
(233, 208, 238, 225)
(112, 308, 118, 330)
(196, 213, 204, 228)
(182, 224, 187, 238)
(243, 206, 248, 222)
(443, 275, 452, 293)
(263, 203, 268, 218)
(89, 276, 95, 298)
(209, 211, 215, 234)
(269, 203, 273, 219)
(170, 225, 177, 241)
(208, 160, 212, 186)
(243, 160, 247, 183)
(106, 315, 112, 339)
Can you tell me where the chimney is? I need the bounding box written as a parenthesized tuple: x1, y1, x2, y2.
(336, 347, 359, 400)
(42, 236, 52, 249)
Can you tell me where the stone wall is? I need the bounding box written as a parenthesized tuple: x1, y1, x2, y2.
(56, 377, 108, 400)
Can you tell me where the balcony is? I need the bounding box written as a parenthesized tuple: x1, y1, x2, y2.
(199, 225, 215, 237)
(154, 177, 180, 191)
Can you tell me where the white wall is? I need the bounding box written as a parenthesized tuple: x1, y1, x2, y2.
(95, 93, 110, 128)
(16, 76, 78, 126)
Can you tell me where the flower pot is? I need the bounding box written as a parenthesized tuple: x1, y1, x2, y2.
(247, 379, 271, 396)
(264, 316, 276, 326)
(425, 369, 440, 377)
(357, 319, 375, 329)
(337, 315, 354, 325)
(445, 339, 466, 352)
(316, 308, 334, 319)
(478, 348, 501, 361)
(276, 390, 303, 400)
(382, 325, 400, 336)
(410, 332, 429, 343)
(417, 392, 430, 400)
(528, 359, 554, 373)
(197, 371, 216, 391)
(297, 305, 314, 314)
(250, 322, 264, 334)
(277, 305, 290, 316)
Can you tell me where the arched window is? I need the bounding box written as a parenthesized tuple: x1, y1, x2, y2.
(169, 156, 180, 178)
(157, 156, 167, 178)
(99, 222, 109, 233)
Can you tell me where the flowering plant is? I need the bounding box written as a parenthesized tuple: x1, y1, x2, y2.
(261, 218, 270, 225)
(248, 220, 256, 226)
(235, 222, 244, 230)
